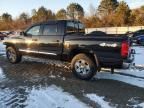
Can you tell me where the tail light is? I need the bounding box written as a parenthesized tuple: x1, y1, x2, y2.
(121, 41, 129, 58)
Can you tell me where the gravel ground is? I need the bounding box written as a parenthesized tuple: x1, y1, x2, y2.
(0, 55, 144, 108)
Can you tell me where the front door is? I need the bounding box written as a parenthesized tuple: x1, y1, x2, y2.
(19, 25, 41, 53)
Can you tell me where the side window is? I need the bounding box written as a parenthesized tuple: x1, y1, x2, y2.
(26, 25, 40, 36)
(43, 24, 57, 36)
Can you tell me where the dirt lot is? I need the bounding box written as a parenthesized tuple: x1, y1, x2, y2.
(0, 54, 144, 108)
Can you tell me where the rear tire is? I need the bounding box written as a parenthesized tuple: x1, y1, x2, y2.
(71, 54, 97, 80)
(6, 46, 22, 64)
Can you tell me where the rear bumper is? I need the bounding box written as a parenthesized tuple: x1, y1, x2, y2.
(123, 55, 134, 63)
(122, 49, 135, 69)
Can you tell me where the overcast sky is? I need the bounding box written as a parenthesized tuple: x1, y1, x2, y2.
(0, 0, 143, 18)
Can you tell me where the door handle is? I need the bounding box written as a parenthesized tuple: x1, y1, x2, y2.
(54, 40, 59, 42)
(32, 39, 38, 41)
(56, 40, 59, 42)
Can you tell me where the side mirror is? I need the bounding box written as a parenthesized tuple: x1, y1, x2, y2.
(20, 31, 25, 36)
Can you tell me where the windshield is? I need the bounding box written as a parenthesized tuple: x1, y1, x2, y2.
(66, 21, 85, 34)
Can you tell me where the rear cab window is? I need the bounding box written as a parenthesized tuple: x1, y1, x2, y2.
(66, 21, 85, 34)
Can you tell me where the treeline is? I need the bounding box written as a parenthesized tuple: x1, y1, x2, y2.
(0, 0, 144, 30)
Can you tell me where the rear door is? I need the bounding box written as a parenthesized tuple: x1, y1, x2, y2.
(38, 22, 63, 58)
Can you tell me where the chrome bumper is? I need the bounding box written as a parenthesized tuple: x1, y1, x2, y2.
(123, 49, 135, 69)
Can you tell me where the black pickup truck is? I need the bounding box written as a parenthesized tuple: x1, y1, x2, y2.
(3, 20, 134, 80)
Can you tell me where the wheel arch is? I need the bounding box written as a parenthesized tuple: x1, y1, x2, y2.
(69, 48, 99, 67)
(5, 43, 18, 50)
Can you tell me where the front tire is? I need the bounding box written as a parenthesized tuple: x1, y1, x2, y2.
(71, 54, 97, 80)
(6, 46, 22, 64)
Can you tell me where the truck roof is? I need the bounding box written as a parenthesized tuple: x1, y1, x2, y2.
(33, 20, 81, 25)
